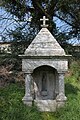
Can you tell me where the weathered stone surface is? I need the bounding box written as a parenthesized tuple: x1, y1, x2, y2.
(25, 28, 65, 56)
(21, 26, 69, 111)
(22, 73, 33, 106)
(34, 100, 57, 112)
(32, 66, 56, 100)
(22, 59, 68, 73)
(56, 93, 67, 102)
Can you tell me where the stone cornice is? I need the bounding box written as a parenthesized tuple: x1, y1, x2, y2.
(19, 55, 72, 59)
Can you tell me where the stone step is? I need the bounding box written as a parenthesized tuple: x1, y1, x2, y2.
(34, 100, 57, 112)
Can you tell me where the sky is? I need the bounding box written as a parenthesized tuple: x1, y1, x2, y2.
(0, 7, 31, 41)
(0, 6, 79, 44)
(0, 7, 16, 40)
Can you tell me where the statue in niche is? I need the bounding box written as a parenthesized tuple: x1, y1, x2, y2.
(42, 72, 47, 92)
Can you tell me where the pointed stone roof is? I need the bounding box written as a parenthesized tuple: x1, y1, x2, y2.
(25, 28, 65, 56)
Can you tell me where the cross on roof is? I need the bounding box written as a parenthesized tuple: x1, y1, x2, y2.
(40, 16, 49, 27)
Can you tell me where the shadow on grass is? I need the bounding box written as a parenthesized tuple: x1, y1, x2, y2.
(65, 83, 80, 95)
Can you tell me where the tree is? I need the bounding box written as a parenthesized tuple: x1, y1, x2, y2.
(0, 0, 80, 54)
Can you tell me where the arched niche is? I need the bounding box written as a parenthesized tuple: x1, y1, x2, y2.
(32, 65, 58, 100)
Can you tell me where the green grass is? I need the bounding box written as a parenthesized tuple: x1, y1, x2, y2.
(0, 76, 80, 120)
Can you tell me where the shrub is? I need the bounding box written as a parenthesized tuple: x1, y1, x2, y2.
(70, 60, 80, 81)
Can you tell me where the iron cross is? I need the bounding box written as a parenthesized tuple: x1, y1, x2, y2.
(40, 16, 49, 27)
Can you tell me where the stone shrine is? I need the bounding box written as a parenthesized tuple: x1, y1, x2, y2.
(21, 16, 70, 111)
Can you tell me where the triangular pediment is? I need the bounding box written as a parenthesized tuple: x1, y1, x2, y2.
(25, 28, 65, 56)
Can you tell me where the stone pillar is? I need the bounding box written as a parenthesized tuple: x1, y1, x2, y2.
(22, 73, 33, 106)
(58, 73, 65, 94)
(56, 72, 67, 105)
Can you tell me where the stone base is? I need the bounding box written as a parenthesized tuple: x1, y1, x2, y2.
(56, 93, 67, 102)
(22, 96, 33, 106)
(56, 93, 67, 108)
(22, 94, 67, 111)
(34, 100, 57, 112)
(57, 101, 65, 108)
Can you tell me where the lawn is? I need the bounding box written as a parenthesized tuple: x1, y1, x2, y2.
(0, 75, 80, 120)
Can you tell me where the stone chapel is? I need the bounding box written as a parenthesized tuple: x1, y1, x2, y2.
(21, 16, 70, 111)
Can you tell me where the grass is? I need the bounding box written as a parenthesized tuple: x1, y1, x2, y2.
(0, 76, 80, 120)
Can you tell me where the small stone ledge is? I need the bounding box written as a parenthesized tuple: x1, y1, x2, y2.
(19, 55, 72, 59)
(34, 100, 57, 112)
(22, 96, 33, 106)
(56, 93, 67, 102)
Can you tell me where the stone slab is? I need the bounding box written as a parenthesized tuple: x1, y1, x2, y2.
(34, 100, 57, 112)
(25, 28, 65, 56)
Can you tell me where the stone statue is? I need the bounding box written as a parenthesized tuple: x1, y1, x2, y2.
(42, 72, 47, 91)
